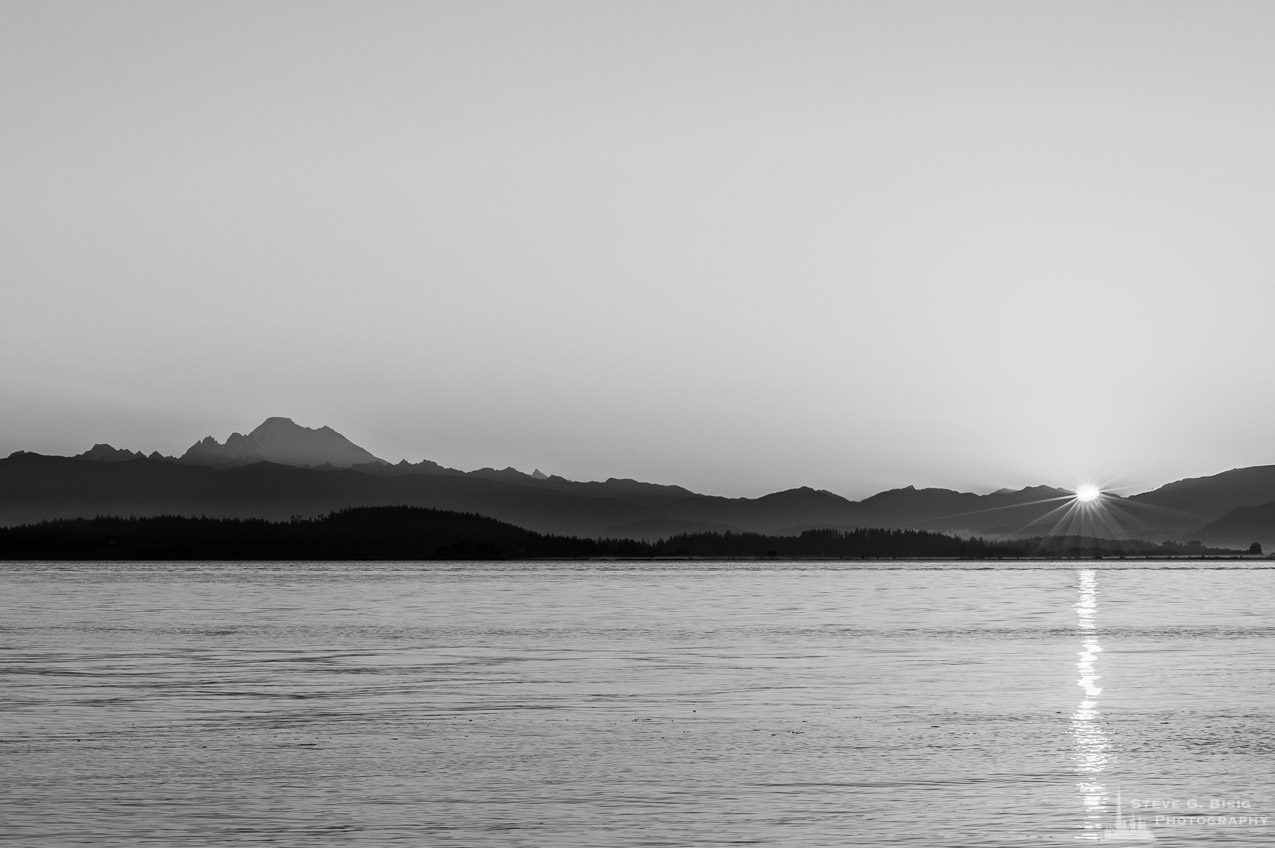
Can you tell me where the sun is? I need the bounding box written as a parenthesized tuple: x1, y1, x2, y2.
(1075, 484, 1101, 503)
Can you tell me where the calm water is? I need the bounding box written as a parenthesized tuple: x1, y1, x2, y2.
(3, 561, 1274, 846)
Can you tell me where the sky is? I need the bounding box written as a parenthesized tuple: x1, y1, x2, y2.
(3, 1, 1275, 499)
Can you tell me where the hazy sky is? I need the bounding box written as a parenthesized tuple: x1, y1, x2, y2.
(4, 2, 1275, 498)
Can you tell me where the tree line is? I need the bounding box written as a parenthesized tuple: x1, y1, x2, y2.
(0, 507, 1248, 560)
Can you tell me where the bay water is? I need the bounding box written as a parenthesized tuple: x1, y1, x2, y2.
(3, 561, 1273, 846)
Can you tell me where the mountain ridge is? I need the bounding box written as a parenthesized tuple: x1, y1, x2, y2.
(178, 417, 386, 468)
(8, 417, 1275, 544)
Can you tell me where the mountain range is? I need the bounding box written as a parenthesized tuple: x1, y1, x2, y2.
(3, 417, 1275, 547)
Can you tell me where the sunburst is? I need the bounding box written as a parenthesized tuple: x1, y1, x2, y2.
(1075, 484, 1101, 503)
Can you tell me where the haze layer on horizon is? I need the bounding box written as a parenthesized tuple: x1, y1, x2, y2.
(4, 2, 1274, 499)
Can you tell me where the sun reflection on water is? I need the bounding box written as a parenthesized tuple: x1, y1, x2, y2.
(1073, 569, 1111, 836)
(1071, 569, 1156, 842)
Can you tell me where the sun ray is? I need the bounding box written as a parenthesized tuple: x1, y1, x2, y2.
(894, 494, 1075, 528)
(887, 475, 1210, 553)
(1085, 502, 1129, 541)
(1107, 497, 1214, 522)
(1097, 500, 1155, 538)
(1009, 499, 1079, 537)
(1041, 500, 1084, 539)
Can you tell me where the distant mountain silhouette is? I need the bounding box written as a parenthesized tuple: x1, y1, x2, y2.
(1125, 466, 1275, 533)
(1195, 501, 1275, 549)
(853, 484, 1075, 535)
(76, 444, 153, 463)
(0, 452, 661, 536)
(7, 417, 1275, 543)
(180, 417, 386, 468)
(351, 458, 464, 477)
(0, 450, 1182, 540)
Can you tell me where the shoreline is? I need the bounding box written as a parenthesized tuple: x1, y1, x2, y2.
(3, 554, 1272, 563)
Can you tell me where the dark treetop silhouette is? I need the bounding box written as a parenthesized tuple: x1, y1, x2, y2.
(0, 509, 1247, 561)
